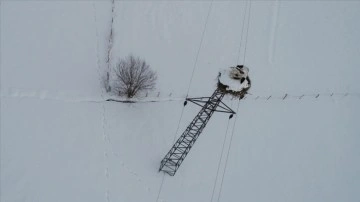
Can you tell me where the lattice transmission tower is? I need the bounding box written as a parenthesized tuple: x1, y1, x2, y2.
(159, 65, 251, 176)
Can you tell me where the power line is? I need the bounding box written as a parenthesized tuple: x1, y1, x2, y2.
(217, 1, 252, 201)
(156, 1, 214, 201)
(242, 0, 252, 65)
(217, 100, 241, 202)
(211, 2, 248, 201)
(236, 0, 249, 65)
(186, 0, 214, 98)
(210, 107, 232, 202)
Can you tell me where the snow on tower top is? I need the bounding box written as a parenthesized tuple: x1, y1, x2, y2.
(218, 65, 251, 97)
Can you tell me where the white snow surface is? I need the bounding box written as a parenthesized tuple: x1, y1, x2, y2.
(1, 1, 360, 202)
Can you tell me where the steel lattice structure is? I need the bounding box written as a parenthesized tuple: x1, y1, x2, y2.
(159, 88, 235, 176)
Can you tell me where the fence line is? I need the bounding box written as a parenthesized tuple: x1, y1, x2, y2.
(241, 92, 360, 101)
(138, 91, 360, 101)
(3, 88, 359, 103)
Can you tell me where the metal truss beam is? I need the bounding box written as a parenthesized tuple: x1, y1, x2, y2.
(159, 88, 234, 176)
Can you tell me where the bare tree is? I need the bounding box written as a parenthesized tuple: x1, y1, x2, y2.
(112, 55, 157, 98)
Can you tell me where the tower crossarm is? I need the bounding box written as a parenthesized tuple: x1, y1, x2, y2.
(186, 96, 235, 114)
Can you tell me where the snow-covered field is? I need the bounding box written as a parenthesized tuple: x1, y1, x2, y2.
(1, 1, 360, 202)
